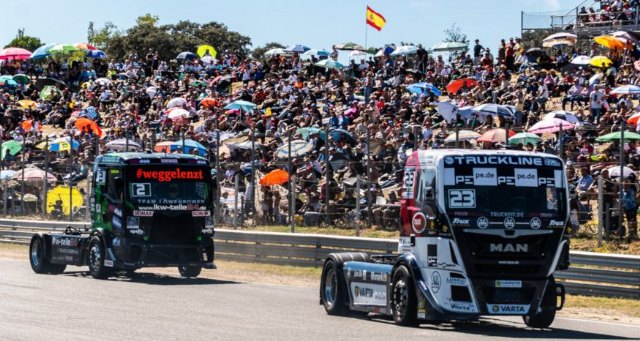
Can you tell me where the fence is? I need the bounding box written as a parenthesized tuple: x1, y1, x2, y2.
(0, 218, 637, 299)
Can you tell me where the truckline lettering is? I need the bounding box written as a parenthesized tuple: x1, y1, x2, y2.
(135, 168, 204, 182)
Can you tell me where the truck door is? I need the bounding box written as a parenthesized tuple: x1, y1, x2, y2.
(105, 167, 125, 236)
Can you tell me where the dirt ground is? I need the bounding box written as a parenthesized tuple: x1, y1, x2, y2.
(3, 243, 639, 325)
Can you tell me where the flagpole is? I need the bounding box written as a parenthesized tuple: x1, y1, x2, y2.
(365, 22, 368, 50)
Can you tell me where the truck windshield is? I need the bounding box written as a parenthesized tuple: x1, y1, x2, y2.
(442, 160, 566, 219)
(126, 166, 211, 205)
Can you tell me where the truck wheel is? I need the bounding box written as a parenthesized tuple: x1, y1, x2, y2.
(88, 236, 112, 280)
(30, 235, 51, 274)
(178, 265, 202, 278)
(391, 265, 418, 326)
(523, 278, 557, 328)
(320, 260, 347, 315)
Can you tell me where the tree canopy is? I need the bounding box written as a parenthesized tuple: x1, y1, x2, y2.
(443, 24, 469, 45)
(4, 29, 43, 51)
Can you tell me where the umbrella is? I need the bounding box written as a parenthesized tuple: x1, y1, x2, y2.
(0, 47, 31, 60)
(87, 50, 107, 59)
(37, 137, 80, 152)
(200, 97, 219, 108)
(595, 131, 640, 143)
(543, 32, 577, 41)
(590, 56, 613, 68)
(154, 139, 208, 156)
(390, 45, 418, 56)
(12, 74, 29, 84)
(477, 129, 516, 143)
(374, 45, 395, 57)
(275, 140, 314, 158)
(436, 102, 458, 122)
(329, 128, 356, 145)
(612, 31, 640, 45)
(446, 78, 478, 94)
(444, 130, 480, 143)
(39, 85, 62, 100)
(611, 85, 640, 95)
(525, 47, 543, 56)
(334, 42, 364, 51)
(74, 118, 102, 137)
(75, 43, 96, 51)
(0, 170, 16, 180)
(284, 44, 310, 53)
(167, 97, 188, 108)
(570, 55, 591, 65)
(542, 32, 577, 47)
(177, 51, 198, 60)
(0, 75, 17, 87)
(431, 42, 467, 52)
(224, 100, 257, 112)
(46, 186, 83, 215)
(627, 112, 640, 125)
(296, 127, 327, 141)
(264, 48, 292, 57)
(105, 139, 142, 152)
(50, 44, 80, 55)
(95, 77, 112, 86)
(167, 108, 190, 120)
(197, 44, 217, 58)
(1, 140, 23, 156)
(259, 169, 289, 186)
(18, 99, 38, 109)
(508, 132, 542, 146)
(528, 119, 575, 134)
(302, 49, 330, 59)
(30, 43, 56, 60)
(145, 86, 157, 98)
(594, 35, 625, 50)
(543, 110, 580, 124)
(347, 50, 373, 62)
(407, 82, 442, 96)
(606, 166, 636, 180)
(13, 168, 57, 183)
(314, 59, 344, 69)
(473, 103, 514, 118)
(589, 73, 603, 86)
(21, 120, 41, 132)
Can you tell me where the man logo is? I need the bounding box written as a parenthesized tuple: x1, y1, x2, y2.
(504, 217, 515, 229)
(477, 216, 489, 229)
(490, 243, 529, 253)
(529, 217, 541, 230)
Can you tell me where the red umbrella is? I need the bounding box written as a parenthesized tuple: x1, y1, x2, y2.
(477, 129, 516, 143)
(446, 78, 478, 94)
(200, 97, 219, 108)
(76, 43, 97, 51)
(74, 118, 103, 137)
(0, 47, 31, 60)
(259, 169, 289, 186)
(628, 112, 640, 125)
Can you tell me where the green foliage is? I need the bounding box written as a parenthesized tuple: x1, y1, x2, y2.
(5, 29, 42, 51)
(443, 24, 469, 44)
(96, 15, 252, 61)
(252, 42, 285, 59)
(87, 21, 120, 50)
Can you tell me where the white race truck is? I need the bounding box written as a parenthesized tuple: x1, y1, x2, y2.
(320, 150, 569, 328)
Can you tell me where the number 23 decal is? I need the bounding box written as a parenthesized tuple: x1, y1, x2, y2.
(448, 189, 475, 208)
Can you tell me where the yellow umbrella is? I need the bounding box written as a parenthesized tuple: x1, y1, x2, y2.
(46, 185, 84, 215)
(589, 55, 613, 68)
(18, 99, 37, 109)
(197, 44, 217, 58)
(594, 35, 625, 50)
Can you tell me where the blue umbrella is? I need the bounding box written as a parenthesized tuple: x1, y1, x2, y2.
(169, 139, 208, 156)
(407, 82, 442, 96)
(375, 45, 395, 57)
(224, 100, 257, 112)
(87, 50, 107, 59)
(176, 52, 198, 60)
(0, 76, 17, 87)
(30, 43, 56, 60)
(329, 129, 356, 145)
(284, 44, 311, 53)
(315, 59, 344, 69)
(0, 170, 16, 180)
(297, 127, 327, 141)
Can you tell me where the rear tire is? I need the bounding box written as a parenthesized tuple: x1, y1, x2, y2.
(178, 265, 202, 278)
(320, 260, 347, 315)
(88, 236, 112, 279)
(391, 265, 418, 326)
(523, 278, 557, 328)
(30, 235, 50, 274)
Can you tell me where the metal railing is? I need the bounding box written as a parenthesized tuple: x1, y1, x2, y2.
(0, 218, 637, 299)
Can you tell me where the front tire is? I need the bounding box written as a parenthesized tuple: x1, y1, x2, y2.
(320, 260, 347, 315)
(178, 265, 202, 278)
(523, 278, 557, 328)
(88, 236, 112, 279)
(391, 265, 418, 326)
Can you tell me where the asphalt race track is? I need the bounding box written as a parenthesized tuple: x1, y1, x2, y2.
(0, 259, 638, 341)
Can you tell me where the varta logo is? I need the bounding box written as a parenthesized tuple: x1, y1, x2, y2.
(489, 243, 528, 253)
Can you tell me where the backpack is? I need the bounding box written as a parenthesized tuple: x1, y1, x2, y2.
(622, 188, 637, 210)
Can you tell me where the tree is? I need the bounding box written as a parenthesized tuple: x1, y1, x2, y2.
(443, 24, 469, 44)
(252, 42, 285, 59)
(87, 21, 120, 50)
(136, 13, 159, 27)
(5, 29, 42, 51)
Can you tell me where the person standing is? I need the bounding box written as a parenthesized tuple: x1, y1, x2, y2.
(622, 174, 639, 241)
(473, 39, 484, 66)
(589, 85, 605, 124)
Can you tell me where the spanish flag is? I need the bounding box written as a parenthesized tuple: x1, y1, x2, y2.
(366, 6, 386, 31)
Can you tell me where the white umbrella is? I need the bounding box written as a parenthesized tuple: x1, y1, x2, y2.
(543, 110, 580, 124)
(105, 138, 142, 152)
(528, 118, 575, 134)
(542, 32, 577, 47)
(167, 97, 187, 108)
(275, 140, 313, 158)
(146, 86, 157, 98)
(473, 103, 514, 118)
(589, 73, 603, 86)
(611, 85, 640, 95)
(612, 31, 640, 45)
(606, 166, 636, 179)
(436, 102, 457, 122)
(444, 130, 480, 143)
(348, 50, 373, 62)
(264, 48, 292, 57)
(167, 108, 190, 120)
(390, 45, 418, 56)
(95, 77, 112, 86)
(570, 55, 591, 65)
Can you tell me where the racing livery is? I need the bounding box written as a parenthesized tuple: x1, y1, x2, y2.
(320, 150, 569, 328)
(29, 152, 216, 279)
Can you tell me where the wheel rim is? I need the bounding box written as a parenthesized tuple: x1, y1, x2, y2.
(393, 279, 408, 317)
(89, 243, 101, 271)
(323, 267, 337, 307)
(31, 238, 41, 267)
